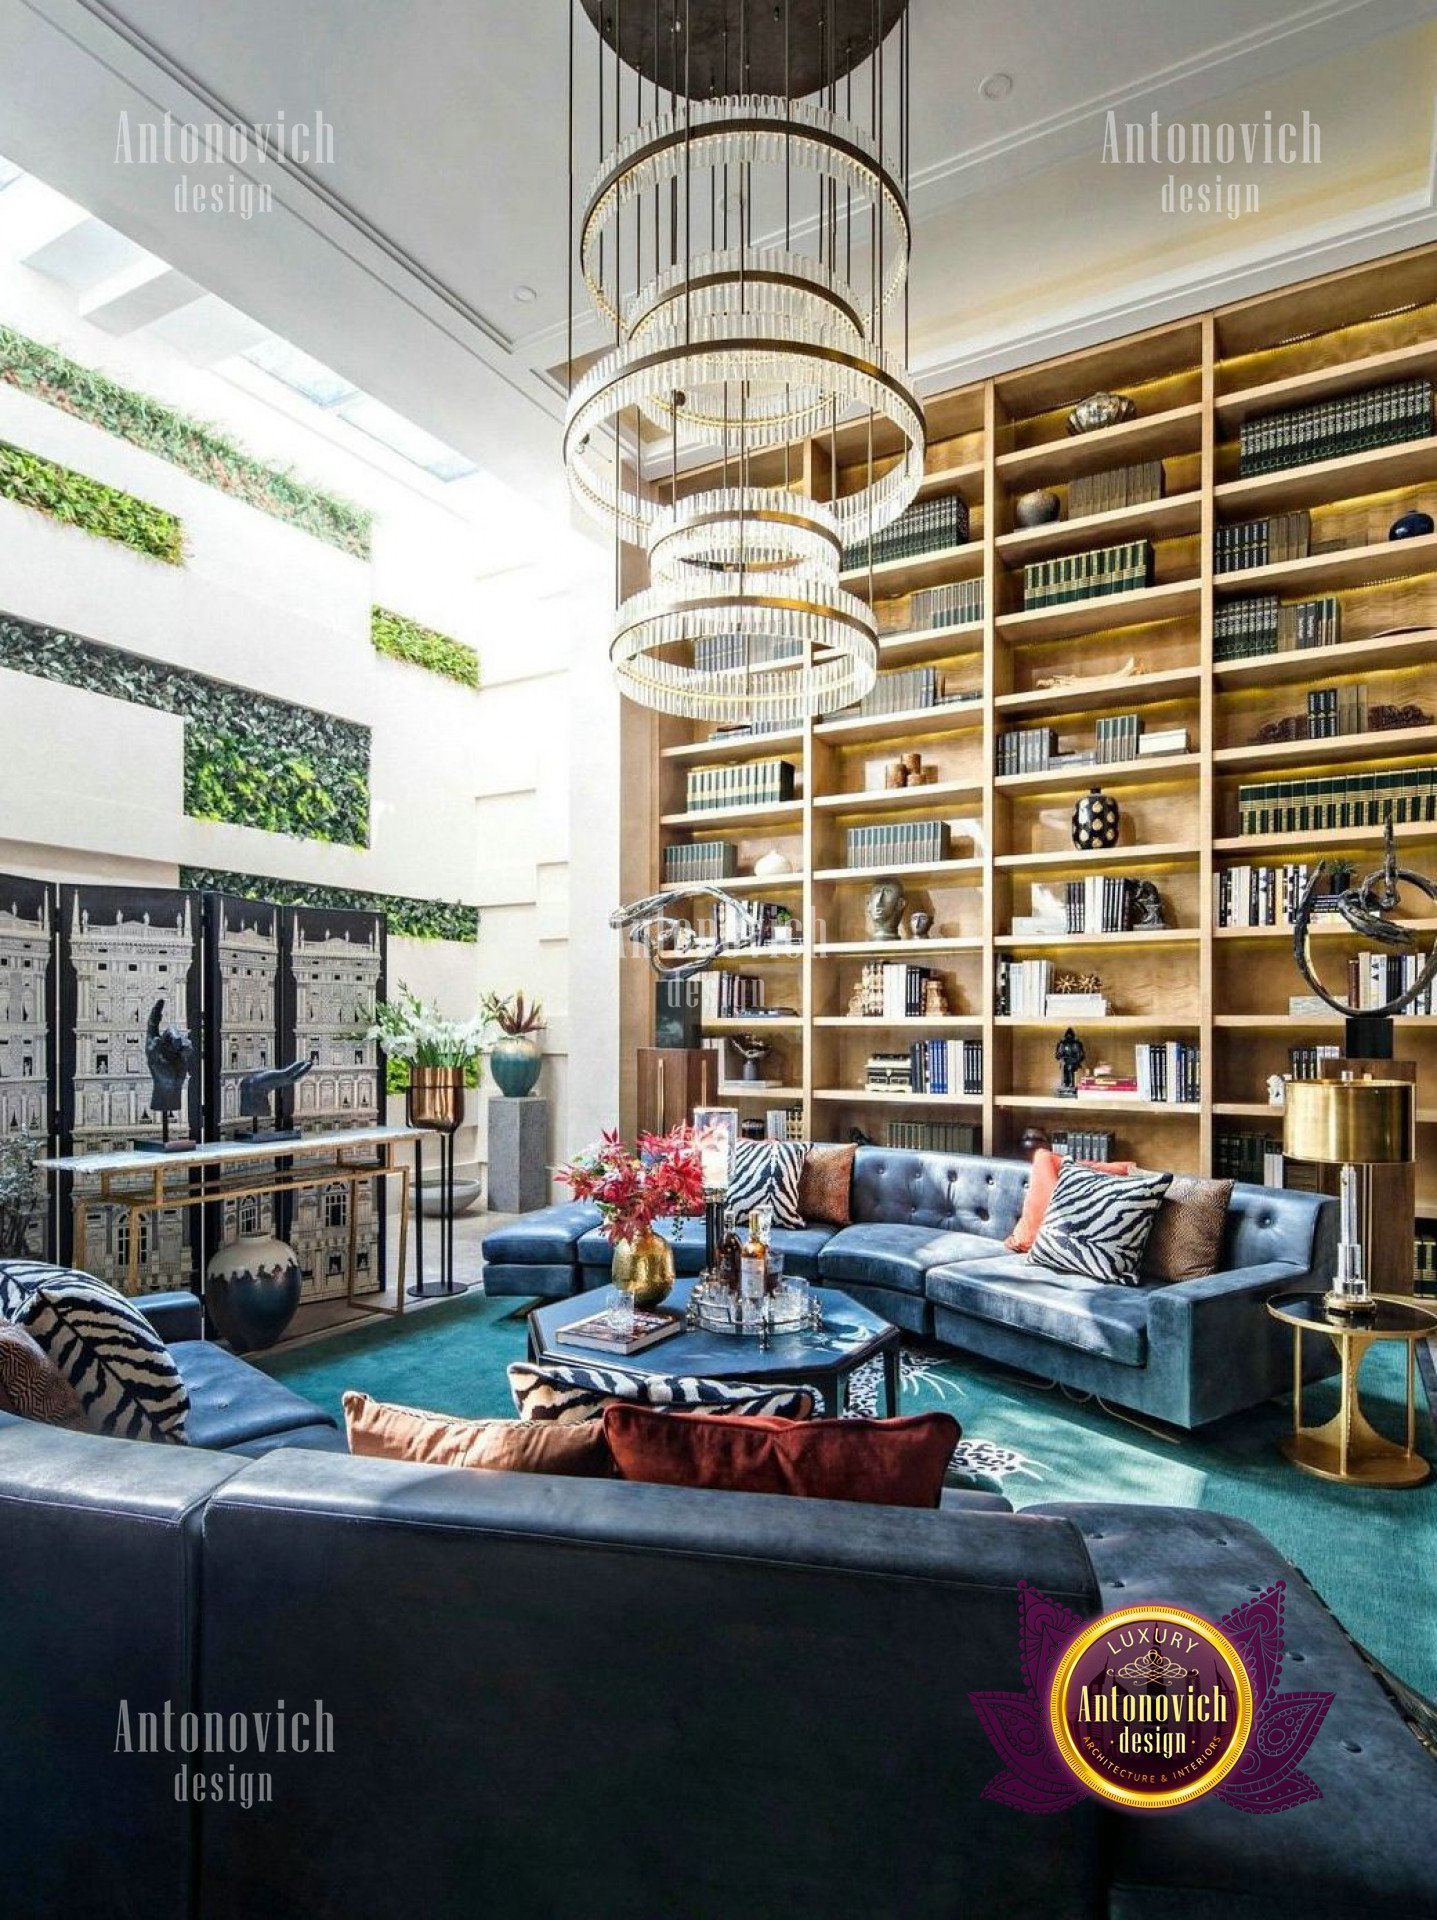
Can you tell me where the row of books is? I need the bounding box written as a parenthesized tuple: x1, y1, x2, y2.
(1214, 861, 1349, 928)
(763, 1106, 805, 1141)
(1214, 1130, 1284, 1183)
(694, 634, 801, 673)
(1346, 951, 1435, 1016)
(1239, 376, 1433, 477)
(1288, 1044, 1341, 1081)
(1417, 1229, 1437, 1299)
(1067, 460, 1165, 520)
(863, 1040, 983, 1097)
(831, 665, 949, 719)
(843, 492, 968, 570)
(845, 820, 951, 869)
(698, 972, 765, 1021)
(902, 578, 985, 633)
(1302, 684, 1367, 739)
(996, 725, 1056, 775)
(707, 900, 800, 950)
(685, 757, 797, 812)
(1095, 712, 1145, 764)
(1133, 1041, 1201, 1105)
(1236, 767, 1437, 835)
(887, 1121, 980, 1153)
(1212, 592, 1340, 660)
(1213, 510, 1310, 574)
(1063, 875, 1141, 935)
(663, 840, 737, 885)
(852, 963, 942, 1019)
(1049, 1128, 1118, 1161)
(1022, 539, 1152, 609)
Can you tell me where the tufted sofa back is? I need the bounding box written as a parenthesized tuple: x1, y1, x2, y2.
(1222, 1181, 1334, 1274)
(851, 1147, 1029, 1242)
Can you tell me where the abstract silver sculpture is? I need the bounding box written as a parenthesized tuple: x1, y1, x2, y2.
(610, 886, 761, 982)
(1292, 822, 1437, 1020)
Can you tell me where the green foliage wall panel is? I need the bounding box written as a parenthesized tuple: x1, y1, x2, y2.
(0, 611, 371, 847)
(0, 440, 185, 564)
(371, 606, 479, 689)
(182, 869, 479, 944)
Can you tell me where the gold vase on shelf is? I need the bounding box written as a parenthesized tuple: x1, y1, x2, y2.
(611, 1230, 676, 1309)
(406, 1066, 467, 1133)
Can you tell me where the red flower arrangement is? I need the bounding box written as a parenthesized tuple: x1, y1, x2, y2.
(556, 1126, 706, 1245)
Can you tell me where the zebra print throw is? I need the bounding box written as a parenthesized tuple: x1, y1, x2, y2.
(16, 1272, 190, 1442)
(1026, 1162, 1172, 1285)
(508, 1360, 815, 1425)
(724, 1139, 808, 1231)
(0, 1321, 87, 1429)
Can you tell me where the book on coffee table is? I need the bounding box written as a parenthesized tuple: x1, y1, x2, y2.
(558, 1308, 686, 1356)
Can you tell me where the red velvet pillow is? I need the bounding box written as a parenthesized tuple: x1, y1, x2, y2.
(1005, 1148, 1136, 1253)
(602, 1404, 960, 1509)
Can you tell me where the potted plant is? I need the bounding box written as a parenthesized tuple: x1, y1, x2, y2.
(367, 985, 488, 1131)
(556, 1126, 704, 1307)
(480, 990, 545, 1098)
(0, 1130, 44, 1258)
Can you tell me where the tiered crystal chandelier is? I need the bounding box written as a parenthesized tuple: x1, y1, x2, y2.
(565, 0, 922, 724)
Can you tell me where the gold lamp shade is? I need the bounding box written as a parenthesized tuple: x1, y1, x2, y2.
(1283, 1078, 1414, 1166)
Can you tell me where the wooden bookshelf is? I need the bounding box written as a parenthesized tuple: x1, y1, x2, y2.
(624, 241, 1437, 1216)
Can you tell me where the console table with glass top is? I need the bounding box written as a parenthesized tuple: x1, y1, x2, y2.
(38, 1125, 425, 1316)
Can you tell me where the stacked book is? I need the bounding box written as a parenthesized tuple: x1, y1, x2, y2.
(866, 1051, 916, 1092)
(706, 717, 796, 741)
(1214, 1130, 1285, 1183)
(663, 841, 737, 885)
(1049, 1128, 1118, 1161)
(1239, 376, 1433, 477)
(1012, 882, 1069, 937)
(1096, 712, 1143, 763)
(996, 958, 1050, 1017)
(1213, 511, 1310, 574)
(1139, 726, 1189, 758)
(685, 758, 797, 812)
(1289, 1043, 1341, 1080)
(887, 1120, 980, 1153)
(698, 971, 765, 1021)
(764, 1106, 805, 1141)
(1213, 593, 1341, 661)
(904, 578, 985, 632)
(1347, 951, 1435, 1015)
(1133, 1041, 1200, 1104)
(845, 820, 951, 869)
(1068, 461, 1165, 519)
(1237, 767, 1437, 835)
(1214, 861, 1350, 929)
(1047, 988, 1111, 1020)
(1304, 684, 1367, 739)
(1064, 875, 1137, 934)
(1022, 539, 1152, 609)
(842, 492, 968, 570)
(908, 1037, 984, 1096)
(831, 665, 950, 720)
(694, 633, 801, 672)
(854, 962, 940, 1018)
(997, 726, 1057, 775)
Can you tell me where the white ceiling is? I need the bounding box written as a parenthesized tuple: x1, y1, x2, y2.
(1, 0, 1435, 508)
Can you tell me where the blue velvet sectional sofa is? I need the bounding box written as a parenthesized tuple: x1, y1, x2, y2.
(484, 1146, 1340, 1429)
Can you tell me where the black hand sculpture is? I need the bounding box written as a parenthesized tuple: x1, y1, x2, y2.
(238, 1057, 314, 1137)
(142, 1000, 195, 1148)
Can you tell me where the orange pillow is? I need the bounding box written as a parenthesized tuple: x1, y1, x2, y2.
(602, 1404, 960, 1509)
(1004, 1148, 1137, 1253)
(342, 1390, 612, 1476)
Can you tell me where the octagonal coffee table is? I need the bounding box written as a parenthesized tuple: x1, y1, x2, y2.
(528, 1276, 901, 1417)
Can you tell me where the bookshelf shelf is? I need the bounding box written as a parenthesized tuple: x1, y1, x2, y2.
(623, 241, 1437, 1209)
(703, 1020, 803, 1036)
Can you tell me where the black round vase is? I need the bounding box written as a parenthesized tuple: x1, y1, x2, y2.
(205, 1232, 303, 1353)
(1071, 785, 1121, 851)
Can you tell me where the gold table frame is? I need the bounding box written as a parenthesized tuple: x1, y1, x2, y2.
(1267, 1292, 1436, 1488)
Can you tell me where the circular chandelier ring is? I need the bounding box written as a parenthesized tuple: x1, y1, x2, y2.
(625, 254, 867, 345)
(648, 495, 843, 586)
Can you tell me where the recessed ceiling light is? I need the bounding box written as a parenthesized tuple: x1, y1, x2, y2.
(513, 284, 538, 304)
(979, 72, 1013, 101)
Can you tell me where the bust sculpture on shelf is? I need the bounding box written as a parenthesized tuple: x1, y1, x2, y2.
(865, 878, 907, 941)
(238, 1057, 313, 1142)
(1132, 881, 1166, 930)
(1055, 1027, 1086, 1098)
(137, 1000, 196, 1152)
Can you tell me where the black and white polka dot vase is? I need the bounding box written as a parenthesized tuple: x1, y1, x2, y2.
(1071, 785, 1120, 851)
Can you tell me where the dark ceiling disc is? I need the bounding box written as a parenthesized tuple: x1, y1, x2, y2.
(579, 0, 908, 101)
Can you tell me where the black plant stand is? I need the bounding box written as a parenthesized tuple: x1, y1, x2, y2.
(407, 1104, 469, 1300)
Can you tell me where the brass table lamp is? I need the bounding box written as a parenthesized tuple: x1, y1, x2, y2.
(1283, 1077, 1415, 1315)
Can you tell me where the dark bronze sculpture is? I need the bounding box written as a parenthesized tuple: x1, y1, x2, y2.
(1055, 1027, 1085, 1098)
(238, 1057, 313, 1141)
(138, 999, 195, 1151)
(1292, 822, 1437, 1030)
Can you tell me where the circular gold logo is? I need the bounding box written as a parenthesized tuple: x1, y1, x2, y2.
(1048, 1604, 1255, 1810)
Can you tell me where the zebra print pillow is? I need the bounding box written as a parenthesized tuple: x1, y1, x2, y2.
(1026, 1162, 1172, 1285)
(724, 1139, 808, 1231)
(0, 1322, 87, 1429)
(508, 1360, 815, 1425)
(16, 1273, 190, 1442)
(0, 1258, 75, 1322)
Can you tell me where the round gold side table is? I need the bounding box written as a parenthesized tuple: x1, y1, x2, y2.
(1267, 1293, 1437, 1488)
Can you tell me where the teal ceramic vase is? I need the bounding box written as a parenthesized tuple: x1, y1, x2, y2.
(489, 1034, 543, 1097)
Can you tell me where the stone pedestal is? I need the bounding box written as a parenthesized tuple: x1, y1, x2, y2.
(487, 1097, 550, 1214)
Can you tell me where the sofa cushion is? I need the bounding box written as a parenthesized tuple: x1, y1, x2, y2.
(925, 1255, 1155, 1367)
(851, 1146, 1029, 1239)
(578, 1219, 835, 1280)
(16, 1272, 190, 1442)
(507, 1359, 816, 1424)
(0, 1321, 87, 1429)
(481, 1201, 600, 1266)
(172, 1340, 337, 1451)
(1142, 1174, 1235, 1282)
(0, 1258, 76, 1320)
(726, 1138, 807, 1229)
(1004, 1149, 1136, 1253)
(1028, 1162, 1171, 1284)
(798, 1142, 856, 1226)
(343, 1390, 613, 1476)
(819, 1222, 1002, 1297)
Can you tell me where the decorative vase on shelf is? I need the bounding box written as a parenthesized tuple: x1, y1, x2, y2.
(489, 1034, 543, 1098)
(1067, 391, 1137, 435)
(611, 1229, 676, 1309)
(1015, 488, 1061, 528)
(1071, 785, 1121, 851)
(406, 1065, 467, 1131)
(206, 1232, 302, 1353)
(1388, 508, 1434, 540)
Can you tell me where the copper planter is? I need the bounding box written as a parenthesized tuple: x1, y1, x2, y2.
(407, 1066, 467, 1133)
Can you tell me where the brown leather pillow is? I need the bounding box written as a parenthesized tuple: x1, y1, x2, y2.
(0, 1320, 87, 1429)
(603, 1404, 960, 1508)
(1141, 1175, 1235, 1282)
(798, 1142, 856, 1227)
(343, 1390, 612, 1475)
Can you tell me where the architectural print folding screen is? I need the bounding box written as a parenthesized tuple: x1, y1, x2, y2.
(0, 872, 55, 1256)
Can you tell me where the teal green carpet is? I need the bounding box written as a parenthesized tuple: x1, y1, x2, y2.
(262, 1294, 1437, 1698)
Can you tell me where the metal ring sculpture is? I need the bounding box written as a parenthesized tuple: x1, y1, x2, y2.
(609, 885, 765, 981)
(1291, 822, 1437, 1018)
